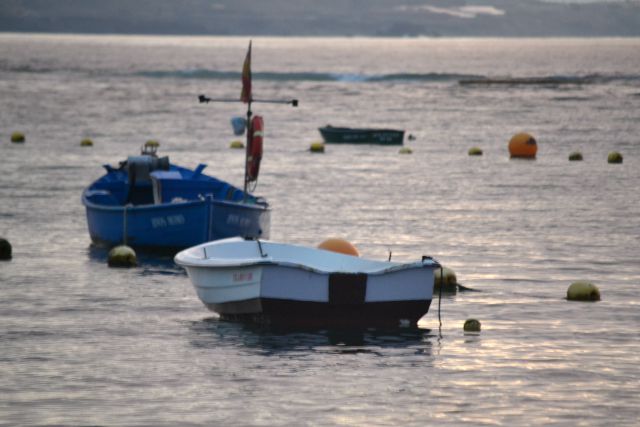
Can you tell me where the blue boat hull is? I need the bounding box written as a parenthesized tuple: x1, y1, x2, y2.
(82, 158, 270, 251)
(84, 197, 270, 250)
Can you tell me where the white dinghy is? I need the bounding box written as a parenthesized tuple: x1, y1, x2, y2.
(175, 237, 440, 327)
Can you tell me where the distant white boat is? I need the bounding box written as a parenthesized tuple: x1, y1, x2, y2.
(175, 237, 440, 327)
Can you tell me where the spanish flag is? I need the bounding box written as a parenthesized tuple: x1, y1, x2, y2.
(240, 41, 252, 103)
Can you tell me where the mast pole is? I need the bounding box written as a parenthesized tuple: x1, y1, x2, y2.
(243, 99, 252, 201)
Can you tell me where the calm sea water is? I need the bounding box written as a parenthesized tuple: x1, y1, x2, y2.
(1, 34, 639, 426)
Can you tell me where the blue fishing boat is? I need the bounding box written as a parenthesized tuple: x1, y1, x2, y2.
(82, 143, 270, 251)
(83, 41, 296, 252)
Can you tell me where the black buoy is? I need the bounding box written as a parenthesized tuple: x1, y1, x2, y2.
(464, 319, 481, 332)
(568, 151, 583, 161)
(0, 238, 12, 260)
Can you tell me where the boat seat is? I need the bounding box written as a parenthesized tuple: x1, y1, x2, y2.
(150, 171, 183, 204)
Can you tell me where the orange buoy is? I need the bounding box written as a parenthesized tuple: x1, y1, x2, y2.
(508, 132, 537, 158)
(317, 238, 360, 257)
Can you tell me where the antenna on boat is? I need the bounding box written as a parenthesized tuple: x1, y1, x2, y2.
(197, 40, 298, 201)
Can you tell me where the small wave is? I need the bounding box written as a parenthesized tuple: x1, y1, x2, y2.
(136, 69, 481, 83)
(2, 64, 55, 73)
(4, 63, 640, 87)
(459, 74, 640, 86)
(552, 96, 593, 102)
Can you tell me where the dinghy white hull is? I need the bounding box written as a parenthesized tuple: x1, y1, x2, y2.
(175, 237, 440, 327)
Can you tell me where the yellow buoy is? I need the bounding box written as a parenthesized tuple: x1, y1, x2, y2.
(230, 140, 245, 149)
(567, 281, 600, 301)
(309, 142, 325, 153)
(468, 147, 483, 156)
(508, 132, 537, 158)
(398, 147, 413, 154)
(464, 319, 481, 332)
(11, 132, 25, 143)
(107, 245, 137, 268)
(317, 238, 360, 257)
(80, 138, 94, 147)
(434, 266, 458, 293)
(568, 151, 583, 161)
(607, 152, 623, 164)
(0, 237, 12, 260)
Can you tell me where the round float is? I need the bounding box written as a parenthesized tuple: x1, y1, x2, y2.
(508, 133, 537, 158)
(309, 142, 325, 153)
(0, 238, 12, 260)
(607, 152, 623, 164)
(567, 281, 600, 301)
(434, 266, 458, 292)
(11, 132, 25, 143)
(317, 238, 360, 257)
(464, 319, 481, 332)
(468, 147, 483, 156)
(568, 151, 583, 161)
(108, 245, 137, 268)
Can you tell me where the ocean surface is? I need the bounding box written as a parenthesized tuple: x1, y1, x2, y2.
(1, 34, 639, 426)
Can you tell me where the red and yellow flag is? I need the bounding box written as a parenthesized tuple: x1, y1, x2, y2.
(240, 41, 252, 103)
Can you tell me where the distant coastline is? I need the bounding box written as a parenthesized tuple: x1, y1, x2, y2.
(1, 0, 639, 38)
(2, 32, 640, 40)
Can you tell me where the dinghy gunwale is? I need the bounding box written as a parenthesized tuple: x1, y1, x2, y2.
(174, 237, 440, 275)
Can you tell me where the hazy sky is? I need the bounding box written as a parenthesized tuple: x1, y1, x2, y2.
(1, 0, 639, 36)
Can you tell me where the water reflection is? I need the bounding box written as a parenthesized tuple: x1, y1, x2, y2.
(188, 317, 435, 356)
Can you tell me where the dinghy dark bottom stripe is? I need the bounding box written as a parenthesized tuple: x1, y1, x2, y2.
(205, 298, 432, 327)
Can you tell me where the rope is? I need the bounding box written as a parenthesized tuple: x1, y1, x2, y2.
(438, 266, 443, 336)
(122, 205, 128, 245)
